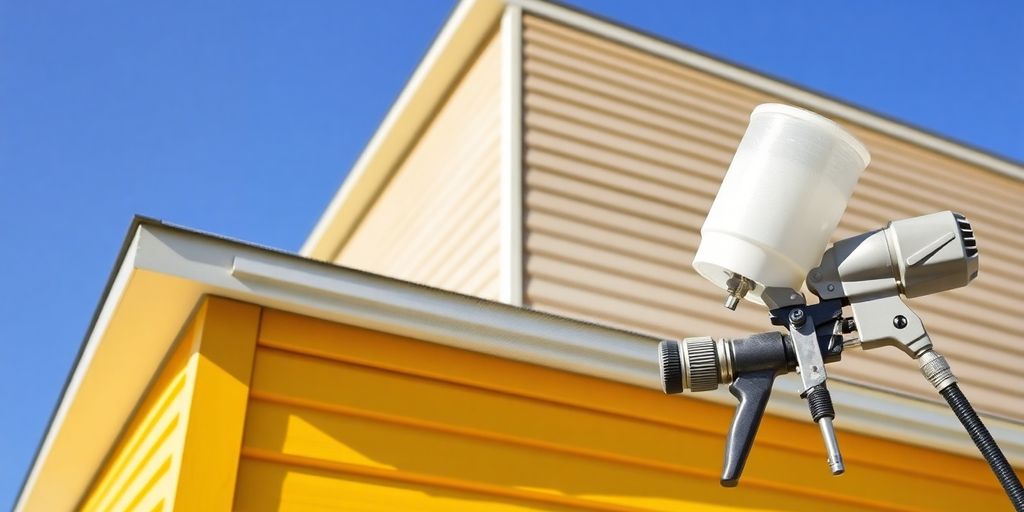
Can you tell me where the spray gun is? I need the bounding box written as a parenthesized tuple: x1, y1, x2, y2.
(657, 104, 1023, 509)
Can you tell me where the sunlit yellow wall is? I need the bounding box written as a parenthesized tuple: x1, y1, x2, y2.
(79, 309, 196, 512)
(81, 297, 260, 511)
(235, 309, 1006, 512)
(79, 299, 1008, 511)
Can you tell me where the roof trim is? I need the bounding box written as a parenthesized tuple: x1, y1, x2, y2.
(301, 0, 1024, 260)
(499, 5, 525, 305)
(18, 218, 1024, 510)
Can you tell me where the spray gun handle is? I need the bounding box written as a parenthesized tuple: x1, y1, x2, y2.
(721, 369, 776, 486)
(660, 333, 791, 486)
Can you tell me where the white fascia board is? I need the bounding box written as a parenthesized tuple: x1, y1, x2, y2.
(18, 220, 1024, 511)
(509, 0, 1024, 180)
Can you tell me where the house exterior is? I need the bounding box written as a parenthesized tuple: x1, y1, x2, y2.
(17, 0, 1024, 510)
(304, 0, 1024, 421)
(16, 221, 1021, 511)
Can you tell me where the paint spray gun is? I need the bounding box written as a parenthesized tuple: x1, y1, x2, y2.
(657, 104, 1023, 510)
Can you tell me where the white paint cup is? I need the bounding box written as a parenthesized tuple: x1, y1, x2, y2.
(693, 103, 871, 305)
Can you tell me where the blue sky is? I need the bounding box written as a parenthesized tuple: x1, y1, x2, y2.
(0, 0, 1021, 507)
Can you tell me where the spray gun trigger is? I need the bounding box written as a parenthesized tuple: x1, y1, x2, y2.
(721, 369, 776, 487)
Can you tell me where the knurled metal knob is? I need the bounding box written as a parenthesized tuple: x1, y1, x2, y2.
(658, 340, 684, 394)
(683, 336, 720, 391)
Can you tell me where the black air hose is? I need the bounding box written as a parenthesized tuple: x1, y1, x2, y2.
(939, 383, 1024, 511)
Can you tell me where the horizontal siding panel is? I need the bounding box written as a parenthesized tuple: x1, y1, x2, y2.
(859, 131, 1024, 209)
(405, 156, 501, 285)
(526, 250, 764, 335)
(526, 53, 1024, 265)
(81, 324, 194, 512)
(528, 128, 725, 193)
(524, 21, 763, 117)
(84, 389, 183, 511)
(527, 13, 1024, 213)
(526, 252, 1023, 415)
(528, 188, 697, 249)
(525, 12, 1024, 223)
(526, 109, 729, 180)
(234, 457, 578, 512)
(378, 136, 497, 268)
(522, 14, 1024, 419)
(857, 157, 1024, 223)
(256, 310, 1002, 489)
(528, 180, 1024, 313)
(338, 32, 502, 301)
(524, 58, 743, 141)
(526, 89, 739, 157)
(527, 190, 1024, 350)
(239, 399, 877, 512)
(529, 126, 1024, 277)
(242, 309, 1007, 511)
(524, 14, 1024, 234)
(528, 220, 1024, 365)
(534, 130, 1024, 258)
(417, 176, 501, 283)
(527, 168, 708, 229)
(528, 149, 1024, 308)
(119, 457, 173, 511)
(528, 148, 713, 212)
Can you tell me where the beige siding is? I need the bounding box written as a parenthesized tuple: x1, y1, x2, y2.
(522, 14, 1024, 419)
(338, 32, 503, 300)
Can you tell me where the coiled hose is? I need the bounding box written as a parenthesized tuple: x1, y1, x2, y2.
(940, 383, 1024, 511)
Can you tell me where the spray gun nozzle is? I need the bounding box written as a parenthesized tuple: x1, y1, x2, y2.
(724, 274, 753, 310)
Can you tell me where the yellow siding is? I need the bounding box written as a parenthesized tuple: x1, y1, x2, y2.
(520, 14, 1024, 419)
(236, 308, 1007, 511)
(337, 30, 503, 301)
(80, 305, 197, 512)
(81, 297, 260, 511)
(173, 298, 260, 510)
